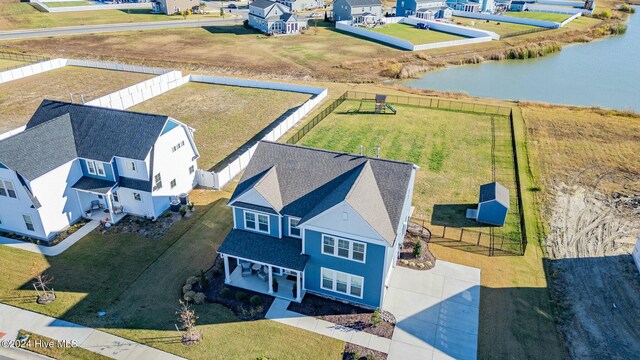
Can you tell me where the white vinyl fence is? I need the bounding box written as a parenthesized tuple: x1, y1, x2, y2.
(452, 10, 561, 28)
(30, 0, 152, 13)
(634, 236, 640, 275)
(0, 58, 67, 84)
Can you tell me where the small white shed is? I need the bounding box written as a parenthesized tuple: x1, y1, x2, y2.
(633, 235, 640, 275)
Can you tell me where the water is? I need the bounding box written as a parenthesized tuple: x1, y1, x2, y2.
(406, 10, 640, 112)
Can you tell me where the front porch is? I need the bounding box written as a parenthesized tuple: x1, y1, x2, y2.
(226, 258, 304, 302)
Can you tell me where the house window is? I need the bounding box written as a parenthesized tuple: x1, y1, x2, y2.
(87, 161, 96, 175)
(245, 212, 256, 229)
(133, 193, 142, 201)
(189, 165, 195, 174)
(258, 214, 269, 232)
(113, 191, 119, 203)
(96, 162, 105, 176)
(23, 214, 34, 231)
(172, 140, 186, 153)
(321, 235, 366, 263)
(154, 173, 162, 190)
(320, 268, 364, 299)
(289, 217, 301, 238)
(244, 211, 270, 233)
(170, 179, 177, 189)
(128, 161, 136, 172)
(0, 180, 17, 198)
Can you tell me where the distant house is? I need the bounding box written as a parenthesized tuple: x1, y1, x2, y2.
(509, 0, 531, 11)
(276, 0, 325, 12)
(332, 0, 383, 24)
(217, 141, 417, 308)
(153, 0, 195, 14)
(447, 0, 483, 12)
(248, 0, 308, 34)
(0, 100, 200, 242)
(398, 0, 452, 18)
(466, 181, 510, 226)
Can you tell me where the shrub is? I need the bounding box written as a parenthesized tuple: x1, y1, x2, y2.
(409, 261, 416, 267)
(183, 290, 195, 302)
(400, 259, 409, 265)
(193, 292, 206, 304)
(413, 240, 423, 258)
(219, 287, 232, 298)
(235, 291, 248, 302)
(371, 308, 381, 327)
(417, 263, 426, 269)
(620, 4, 635, 13)
(597, 10, 612, 19)
(186, 9, 192, 15)
(199, 269, 210, 289)
(365, 355, 376, 360)
(188, 202, 195, 211)
(186, 276, 199, 285)
(250, 295, 263, 306)
(351, 349, 361, 360)
(179, 206, 187, 217)
(182, 284, 192, 293)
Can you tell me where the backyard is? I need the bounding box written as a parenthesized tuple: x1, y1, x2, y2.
(0, 58, 26, 70)
(505, 11, 571, 22)
(0, 190, 345, 360)
(296, 99, 521, 242)
(369, 23, 468, 44)
(0, 65, 152, 134)
(129, 82, 312, 170)
(450, 16, 542, 36)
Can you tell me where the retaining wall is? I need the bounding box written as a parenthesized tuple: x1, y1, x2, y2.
(30, 0, 151, 13)
(0, 58, 67, 84)
(452, 10, 561, 28)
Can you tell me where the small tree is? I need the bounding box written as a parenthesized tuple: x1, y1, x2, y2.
(371, 308, 381, 327)
(220, 7, 225, 18)
(31, 261, 55, 305)
(413, 239, 423, 258)
(175, 300, 202, 345)
(324, 11, 328, 22)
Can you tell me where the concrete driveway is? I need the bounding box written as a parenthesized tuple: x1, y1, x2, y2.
(383, 262, 481, 360)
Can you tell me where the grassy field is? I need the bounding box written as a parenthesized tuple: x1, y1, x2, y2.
(0, 58, 26, 70)
(297, 100, 521, 242)
(17, 330, 110, 359)
(130, 82, 311, 170)
(451, 16, 541, 36)
(0, 190, 345, 360)
(45, 1, 92, 7)
(0, 66, 151, 134)
(0, 0, 222, 31)
(369, 23, 467, 45)
(505, 11, 570, 22)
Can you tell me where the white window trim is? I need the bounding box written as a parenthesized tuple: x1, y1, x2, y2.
(0, 179, 18, 199)
(243, 210, 271, 234)
(320, 267, 364, 299)
(86, 160, 96, 175)
(23, 214, 35, 232)
(288, 216, 301, 238)
(96, 161, 105, 176)
(128, 161, 137, 172)
(321, 235, 366, 263)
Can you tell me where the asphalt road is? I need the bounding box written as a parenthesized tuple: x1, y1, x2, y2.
(0, 13, 246, 41)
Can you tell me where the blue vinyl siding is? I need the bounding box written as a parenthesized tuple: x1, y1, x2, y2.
(152, 196, 171, 218)
(233, 207, 280, 238)
(80, 159, 116, 181)
(161, 120, 180, 135)
(477, 201, 508, 226)
(303, 229, 387, 308)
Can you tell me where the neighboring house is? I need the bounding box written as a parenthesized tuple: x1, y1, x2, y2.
(153, 0, 195, 14)
(332, 0, 383, 24)
(0, 100, 199, 242)
(248, 0, 308, 34)
(447, 0, 483, 12)
(398, 0, 452, 18)
(466, 181, 510, 226)
(276, 0, 325, 12)
(509, 0, 531, 10)
(217, 141, 417, 308)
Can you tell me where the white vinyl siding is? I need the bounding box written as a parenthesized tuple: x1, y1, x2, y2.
(23, 214, 34, 231)
(320, 268, 364, 299)
(244, 210, 270, 234)
(321, 235, 367, 263)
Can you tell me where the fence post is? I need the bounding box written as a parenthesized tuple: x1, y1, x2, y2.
(459, 229, 464, 241)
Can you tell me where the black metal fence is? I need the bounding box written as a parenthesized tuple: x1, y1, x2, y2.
(509, 109, 528, 255)
(286, 92, 347, 144)
(0, 52, 50, 64)
(501, 27, 552, 39)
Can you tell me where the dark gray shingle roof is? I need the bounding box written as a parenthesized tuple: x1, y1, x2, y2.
(218, 229, 310, 270)
(233, 202, 279, 215)
(119, 177, 152, 192)
(479, 181, 510, 207)
(72, 177, 117, 194)
(230, 141, 415, 244)
(250, 0, 276, 9)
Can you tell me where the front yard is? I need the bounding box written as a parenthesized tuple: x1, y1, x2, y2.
(369, 23, 468, 45)
(0, 58, 26, 70)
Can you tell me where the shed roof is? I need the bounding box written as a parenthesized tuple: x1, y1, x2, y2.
(479, 181, 510, 207)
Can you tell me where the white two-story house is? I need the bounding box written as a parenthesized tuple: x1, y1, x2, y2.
(248, 0, 308, 35)
(0, 100, 200, 242)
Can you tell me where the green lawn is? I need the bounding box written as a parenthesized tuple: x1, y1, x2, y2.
(0, 191, 344, 360)
(451, 16, 541, 36)
(369, 23, 467, 45)
(17, 330, 110, 360)
(505, 11, 570, 22)
(44, 1, 92, 7)
(298, 100, 521, 243)
(0, 58, 26, 70)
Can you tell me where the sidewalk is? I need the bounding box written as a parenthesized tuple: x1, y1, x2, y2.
(0, 220, 99, 256)
(0, 303, 183, 360)
(266, 298, 392, 354)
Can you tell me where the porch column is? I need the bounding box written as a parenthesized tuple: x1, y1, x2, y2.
(75, 190, 85, 216)
(223, 255, 230, 284)
(105, 192, 114, 223)
(296, 270, 302, 301)
(268, 265, 273, 294)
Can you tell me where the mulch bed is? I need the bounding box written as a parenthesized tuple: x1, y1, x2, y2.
(202, 256, 274, 320)
(343, 343, 388, 360)
(288, 294, 395, 339)
(98, 210, 193, 239)
(0, 218, 89, 247)
(397, 222, 437, 271)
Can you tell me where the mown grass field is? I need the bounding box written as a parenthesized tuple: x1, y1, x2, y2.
(451, 16, 541, 36)
(45, 1, 92, 7)
(369, 23, 468, 44)
(17, 330, 110, 360)
(0, 58, 26, 70)
(0, 66, 152, 134)
(297, 100, 521, 241)
(0, 0, 222, 31)
(0, 190, 345, 360)
(505, 11, 570, 22)
(130, 82, 311, 170)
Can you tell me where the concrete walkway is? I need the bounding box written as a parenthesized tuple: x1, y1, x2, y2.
(0, 303, 183, 360)
(266, 298, 393, 354)
(0, 220, 99, 256)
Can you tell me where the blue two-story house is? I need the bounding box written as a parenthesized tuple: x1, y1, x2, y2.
(218, 141, 417, 309)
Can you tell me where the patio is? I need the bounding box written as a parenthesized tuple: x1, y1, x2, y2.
(228, 265, 301, 302)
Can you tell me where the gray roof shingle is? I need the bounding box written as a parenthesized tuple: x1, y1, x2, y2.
(342, 0, 382, 6)
(250, 0, 276, 9)
(229, 141, 415, 245)
(72, 177, 117, 194)
(218, 229, 310, 270)
(119, 177, 152, 192)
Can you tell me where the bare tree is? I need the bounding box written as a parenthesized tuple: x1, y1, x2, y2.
(31, 261, 55, 305)
(175, 300, 202, 345)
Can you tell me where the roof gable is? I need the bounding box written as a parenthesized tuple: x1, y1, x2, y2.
(253, 166, 284, 211)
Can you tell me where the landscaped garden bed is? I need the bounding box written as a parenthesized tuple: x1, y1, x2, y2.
(201, 255, 274, 320)
(397, 222, 436, 271)
(343, 343, 388, 360)
(98, 207, 194, 239)
(287, 293, 395, 339)
(0, 218, 89, 246)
